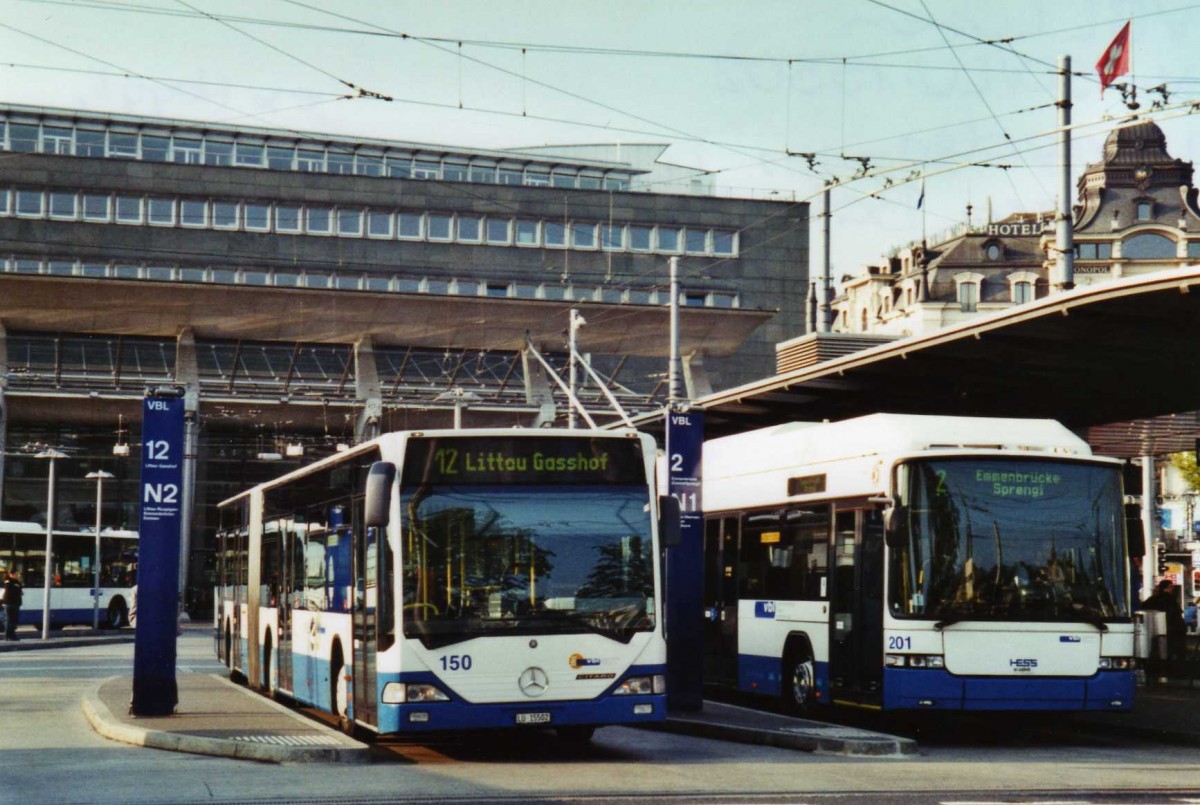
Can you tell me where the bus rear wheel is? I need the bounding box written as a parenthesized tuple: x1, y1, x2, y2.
(783, 644, 816, 717)
(262, 634, 273, 694)
(106, 599, 128, 629)
(330, 644, 352, 734)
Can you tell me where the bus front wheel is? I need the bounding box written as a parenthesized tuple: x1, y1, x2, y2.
(783, 642, 816, 717)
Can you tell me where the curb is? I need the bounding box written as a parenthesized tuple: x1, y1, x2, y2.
(2, 635, 135, 653)
(651, 716, 918, 757)
(82, 676, 371, 764)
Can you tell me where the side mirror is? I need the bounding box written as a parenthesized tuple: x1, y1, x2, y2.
(883, 510, 909, 550)
(365, 461, 396, 528)
(870, 495, 908, 549)
(659, 495, 682, 549)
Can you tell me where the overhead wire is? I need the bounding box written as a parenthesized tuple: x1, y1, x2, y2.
(913, 0, 1044, 205)
(6, 0, 1197, 292)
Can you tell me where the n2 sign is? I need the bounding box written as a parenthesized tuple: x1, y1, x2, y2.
(131, 394, 185, 716)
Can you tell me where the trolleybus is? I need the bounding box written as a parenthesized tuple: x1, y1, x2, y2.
(702, 414, 1136, 713)
(0, 520, 138, 629)
(216, 428, 671, 739)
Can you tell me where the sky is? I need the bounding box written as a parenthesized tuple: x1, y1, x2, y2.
(2, 0, 1197, 283)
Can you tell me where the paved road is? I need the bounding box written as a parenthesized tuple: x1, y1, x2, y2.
(4, 629, 1200, 804)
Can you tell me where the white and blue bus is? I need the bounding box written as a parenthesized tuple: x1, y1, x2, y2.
(702, 414, 1136, 713)
(0, 521, 138, 629)
(216, 428, 670, 739)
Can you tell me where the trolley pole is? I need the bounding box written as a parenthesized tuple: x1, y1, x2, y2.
(37, 448, 66, 640)
(87, 470, 114, 630)
(568, 308, 582, 429)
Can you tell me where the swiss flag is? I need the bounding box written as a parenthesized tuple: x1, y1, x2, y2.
(1096, 21, 1131, 95)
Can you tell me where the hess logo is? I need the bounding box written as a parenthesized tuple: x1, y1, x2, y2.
(568, 653, 601, 669)
(1009, 658, 1038, 672)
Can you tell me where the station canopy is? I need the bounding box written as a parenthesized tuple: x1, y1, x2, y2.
(684, 267, 1200, 458)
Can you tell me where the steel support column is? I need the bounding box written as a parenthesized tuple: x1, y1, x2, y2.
(175, 328, 201, 621)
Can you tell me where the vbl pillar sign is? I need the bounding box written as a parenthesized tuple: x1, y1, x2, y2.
(665, 410, 703, 711)
(131, 394, 184, 716)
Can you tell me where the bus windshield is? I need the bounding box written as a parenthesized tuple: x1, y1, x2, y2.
(399, 437, 655, 649)
(889, 458, 1128, 625)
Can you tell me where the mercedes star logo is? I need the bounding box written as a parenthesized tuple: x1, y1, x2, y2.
(518, 666, 549, 698)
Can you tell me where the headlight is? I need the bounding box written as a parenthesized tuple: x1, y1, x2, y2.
(613, 675, 655, 695)
(382, 681, 451, 703)
(885, 653, 945, 669)
(1099, 657, 1134, 670)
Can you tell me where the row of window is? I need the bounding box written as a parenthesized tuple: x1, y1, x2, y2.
(0, 117, 632, 191)
(987, 238, 1200, 262)
(0, 188, 739, 257)
(0, 255, 741, 308)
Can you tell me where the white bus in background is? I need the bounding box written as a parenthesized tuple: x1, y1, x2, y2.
(216, 428, 672, 741)
(0, 521, 138, 629)
(702, 414, 1137, 714)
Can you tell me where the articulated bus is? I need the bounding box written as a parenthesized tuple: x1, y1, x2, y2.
(216, 428, 670, 740)
(702, 414, 1136, 714)
(0, 521, 138, 629)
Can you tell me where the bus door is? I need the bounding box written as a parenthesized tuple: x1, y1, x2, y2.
(352, 507, 378, 727)
(828, 506, 884, 703)
(702, 516, 739, 686)
(277, 525, 302, 694)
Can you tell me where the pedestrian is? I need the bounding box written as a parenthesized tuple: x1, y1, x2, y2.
(3, 568, 23, 641)
(1186, 598, 1199, 635)
(1143, 579, 1186, 661)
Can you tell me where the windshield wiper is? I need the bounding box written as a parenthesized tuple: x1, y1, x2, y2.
(1069, 609, 1109, 632)
(932, 605, 967, 631)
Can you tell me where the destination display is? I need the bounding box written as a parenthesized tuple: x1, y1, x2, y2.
(920, 460, 1073, 501)
(402, 436, 645, 485)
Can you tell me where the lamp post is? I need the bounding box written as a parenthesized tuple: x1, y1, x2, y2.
(86, 470, 114, 630)
(36, 449, 66, 640)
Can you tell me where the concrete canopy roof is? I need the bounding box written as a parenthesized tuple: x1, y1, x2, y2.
(0, 276, 773, 357)
(687, 267, 1200, 458)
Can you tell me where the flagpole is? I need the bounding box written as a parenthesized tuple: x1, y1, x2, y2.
(920, 179, 927, 247)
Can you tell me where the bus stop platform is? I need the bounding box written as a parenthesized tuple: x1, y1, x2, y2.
(83, 674, 370, 764)
(81, 672, 1200, 762)
(658, 700, 917, 756)
(81, 671, 915, 762)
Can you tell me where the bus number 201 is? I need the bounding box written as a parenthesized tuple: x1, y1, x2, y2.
(887, 635, 912, 650)
(440, 654, 473, 672)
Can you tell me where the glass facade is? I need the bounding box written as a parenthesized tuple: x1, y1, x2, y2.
(0, 111, 633, 191)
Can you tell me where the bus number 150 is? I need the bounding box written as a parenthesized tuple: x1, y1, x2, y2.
(440, 654, 473, 672)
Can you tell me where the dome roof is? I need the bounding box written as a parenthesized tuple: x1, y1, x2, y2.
(1103, 120, 1172, 164)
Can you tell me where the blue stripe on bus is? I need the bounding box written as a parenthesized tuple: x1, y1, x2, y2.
(375, 664, 667, 734)
(12, 607, 110, 626)
(736, 654, 831, 703)
(881, 667, 1135, 711)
